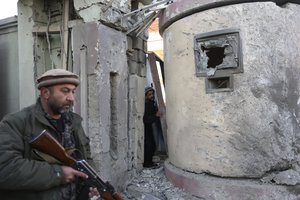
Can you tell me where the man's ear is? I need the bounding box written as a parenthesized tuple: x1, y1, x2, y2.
(40, 87, 50, 99)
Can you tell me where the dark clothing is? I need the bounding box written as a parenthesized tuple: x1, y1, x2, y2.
(45, 112, 77, 200)
(143, 99, 159, 167)
(0, 99, 92, 200)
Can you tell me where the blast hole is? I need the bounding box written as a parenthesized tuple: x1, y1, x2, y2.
(202, 46, 225, 68)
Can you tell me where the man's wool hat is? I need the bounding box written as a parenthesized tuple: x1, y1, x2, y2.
(37, 69, 80, 89)
(145, 86, 155, 94)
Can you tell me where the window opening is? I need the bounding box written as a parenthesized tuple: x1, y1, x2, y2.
(206, 75, 233, 93)
(194, 29, 243, 93)
(194, 29, 243, 77)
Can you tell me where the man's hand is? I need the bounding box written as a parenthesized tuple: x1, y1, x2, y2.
(61, 166, 88, 184)
(89, 187, 100, 199)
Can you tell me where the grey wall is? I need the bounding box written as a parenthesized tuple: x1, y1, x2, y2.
(0, 16, 19, 119)
(72, 22, 130, 189)
(162, 0, 300, 179)
(160, 1, 300, 198)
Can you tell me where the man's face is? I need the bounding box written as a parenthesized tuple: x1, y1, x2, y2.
(146, 90, 154, 101)
(47, 84, 77, 115)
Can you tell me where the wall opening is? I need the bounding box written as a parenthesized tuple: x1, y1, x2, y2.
(205, 75, 233, 93)
(194, 29, 243, 93)
(203, 46, 225, 68)
(194, 28, 243, 77)
(110, 71, 118, 160)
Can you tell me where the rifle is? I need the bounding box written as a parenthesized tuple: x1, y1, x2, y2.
(29, 130, 124, 200)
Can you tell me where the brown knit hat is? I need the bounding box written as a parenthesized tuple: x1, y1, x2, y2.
(36, 69, 80, 89)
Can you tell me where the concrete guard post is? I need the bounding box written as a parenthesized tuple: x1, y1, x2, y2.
(160, 0, 300, 199)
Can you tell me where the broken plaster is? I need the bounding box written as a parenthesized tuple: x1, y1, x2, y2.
(196, 35, 239, 77)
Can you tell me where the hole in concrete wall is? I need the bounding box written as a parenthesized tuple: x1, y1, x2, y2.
(194, 29, 243, 93)
(206, 75, 233, 93)
(202, 46, 225, 68)
(110, 71, 118, 160)
(194, 29, 243, 77)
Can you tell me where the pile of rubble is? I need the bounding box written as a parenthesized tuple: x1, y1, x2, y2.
(122, 162, 203, 200)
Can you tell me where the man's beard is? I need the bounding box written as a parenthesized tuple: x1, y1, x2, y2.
(48, 98, 73, 115)
(147, 96, 154, 101)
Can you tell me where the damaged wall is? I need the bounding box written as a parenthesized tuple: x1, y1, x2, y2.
(160, 0, 300, 199)
(73, 0, 130, 24)
(72, 22, 130, 188)
(17, 0, 149, 190)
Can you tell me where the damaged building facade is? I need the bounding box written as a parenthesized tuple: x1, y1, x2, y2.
(0, 0, 161, 191)
(2, 0, 300, 199)
(160, 0, 300, 199)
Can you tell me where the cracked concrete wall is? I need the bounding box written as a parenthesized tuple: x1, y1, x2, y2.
(127, 34, 148, 172)
(17, 0, 38, 108)
(162, 1, 300, 186)
(18, 0, 70, 105)
(73, 0, 130, 24)
(72, 0, 149, 188)
(72, 21, 131, 190)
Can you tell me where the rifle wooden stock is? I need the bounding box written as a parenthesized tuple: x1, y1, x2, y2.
(102, 191, 124, 200)
(30, 130, 76, 166)
(29, 130, 124, 200)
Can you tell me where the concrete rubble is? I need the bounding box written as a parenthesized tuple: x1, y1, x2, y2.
(122, 162, 203, 200)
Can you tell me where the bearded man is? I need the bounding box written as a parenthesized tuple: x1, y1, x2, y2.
(0, 69, 98, 200)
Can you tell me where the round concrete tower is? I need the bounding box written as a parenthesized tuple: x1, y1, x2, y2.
(160, 0, 300, 199)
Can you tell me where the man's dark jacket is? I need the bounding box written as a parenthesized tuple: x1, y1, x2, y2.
(143, 98, 159, 166)
(0, 100, 92, 200)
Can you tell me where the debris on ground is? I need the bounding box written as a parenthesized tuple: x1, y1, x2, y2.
(122, 163, 204, 200)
